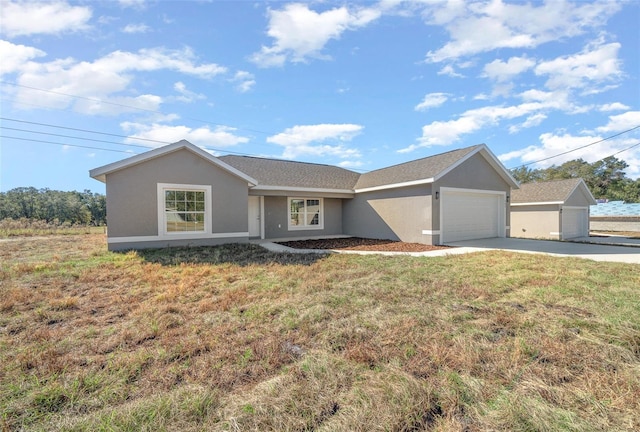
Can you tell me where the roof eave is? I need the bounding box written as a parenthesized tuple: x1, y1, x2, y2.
(89, 141, 258, 186)
(434, 144, 520, 189)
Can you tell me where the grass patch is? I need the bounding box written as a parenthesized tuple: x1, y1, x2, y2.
(1, 233, 639, 431)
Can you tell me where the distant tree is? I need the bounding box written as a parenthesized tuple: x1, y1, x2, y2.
(510, 156, 638, 202)
(0, 188, 106, 225)
(510, 166, 544, 184)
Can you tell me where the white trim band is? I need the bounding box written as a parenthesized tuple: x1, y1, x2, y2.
(355, 178, 434, 194)
(422, 230, 440, 235)
(108, 232, 249, 244)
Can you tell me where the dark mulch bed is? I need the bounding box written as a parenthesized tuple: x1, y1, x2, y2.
(276, 237, 450, 252)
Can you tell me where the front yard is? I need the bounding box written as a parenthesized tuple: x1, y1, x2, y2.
(1, 234, 639, 431)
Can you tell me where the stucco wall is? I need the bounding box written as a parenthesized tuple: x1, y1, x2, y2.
(106, 148, 249, 238)
(343, 184, 432, 243)
(433, 153, 513, 239)
(510, 204, 561, 239)
(263, 196, 343, 239)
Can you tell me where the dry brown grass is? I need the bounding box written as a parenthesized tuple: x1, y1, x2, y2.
(1, 233, 639, 431)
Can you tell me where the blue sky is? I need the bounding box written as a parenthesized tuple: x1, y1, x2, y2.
(1, 0, 639, 194)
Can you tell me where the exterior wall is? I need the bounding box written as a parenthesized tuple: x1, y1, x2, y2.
(433, 153, 512, 243)
(590, 216, 640, 232)
(263, 196, 343, 239)
(510, 204, 561, 239)
(105, 148, 249, 249)
(343, 184, 433, 244)
(565, 189, 592, 207)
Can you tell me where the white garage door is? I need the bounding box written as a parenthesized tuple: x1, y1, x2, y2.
(562, 207, 588, 239)
(441, 189, 504, 243)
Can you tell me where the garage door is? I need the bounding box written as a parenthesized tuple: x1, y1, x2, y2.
(562, 207, 588, 239)
(441, 189, 504, 243)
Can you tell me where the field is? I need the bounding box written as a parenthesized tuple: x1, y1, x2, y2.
(1, 233, 639, 431)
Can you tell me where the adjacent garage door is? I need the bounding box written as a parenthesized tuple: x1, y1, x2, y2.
(441, 188, 504, 243)
(562, 207, 588, 239)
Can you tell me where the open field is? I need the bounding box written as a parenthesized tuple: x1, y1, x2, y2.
(1, 234, 639, 431)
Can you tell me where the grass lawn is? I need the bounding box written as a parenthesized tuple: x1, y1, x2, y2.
(1, 234, 639, 431)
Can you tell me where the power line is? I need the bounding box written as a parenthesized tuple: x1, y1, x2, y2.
(0, 117, 261, 156)
(0, 81, 273, 136)
(0, 135, 136, 153)
(512, 125, 640, 169)
(0, 126, 153, 149)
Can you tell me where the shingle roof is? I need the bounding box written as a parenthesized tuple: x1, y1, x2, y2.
(219, 155, 360, 190)
(511, 178, 585, 203)
(354, 145, 482, 190)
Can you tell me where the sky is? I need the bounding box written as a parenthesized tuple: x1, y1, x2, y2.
(1, 0, 639, 194)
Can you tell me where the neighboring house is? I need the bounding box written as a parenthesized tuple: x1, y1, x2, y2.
(590, 201, 640, 233)
(510, 178, 596, 240)
(90, 140, 519, 250)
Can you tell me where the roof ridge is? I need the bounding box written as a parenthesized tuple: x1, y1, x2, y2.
(360, 144, 482, 175)
(220, 154, 358, 172)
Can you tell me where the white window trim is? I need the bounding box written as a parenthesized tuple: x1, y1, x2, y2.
(288, 197, 324, 231)
(157, 183, 212, 237)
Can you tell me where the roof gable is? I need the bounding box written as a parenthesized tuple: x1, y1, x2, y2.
(219, 155, 360, 192)
(511, 178, 596, 205)
(354, 144, 519, 192)
(89, 140, 257, 185)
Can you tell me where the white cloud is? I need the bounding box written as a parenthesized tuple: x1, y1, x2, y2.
(596, 111, 640, 133)
(415, 92, 449, 111)
(437, 64, 464, 78)
(118, 0, 146, 9)
(121, 122, 249, 148)
(508, 113, 547, 134)
(503, 132, 640, 178)
(483, 56, 535, 82)
(423, 0, 621, 63)
(251, 3, 381, 67)
(599, 103, 630, 112)
(173, 82, 205, 103)
(535, 40, 622, 91)
(401, 100, 559, 152)
(230, 71, 256, 93)
(9, 46, 226, 115)
(0, 1, 92, 38)
(0, 40, 46, 76)
(338, 160, 364, 168)
(267, 124, 363, 159)
(122, 23, 150, 34)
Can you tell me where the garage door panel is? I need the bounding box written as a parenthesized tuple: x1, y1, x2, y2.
(562, 208, 588, 239)
(442, 190, 503, 243)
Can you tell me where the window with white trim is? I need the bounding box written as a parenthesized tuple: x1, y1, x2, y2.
(158, 184, 211, 235)
(288, 197, 323, 230)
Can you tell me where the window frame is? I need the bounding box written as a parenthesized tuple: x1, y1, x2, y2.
(287, 197, 324, 230)
(157, 183, 212, 237)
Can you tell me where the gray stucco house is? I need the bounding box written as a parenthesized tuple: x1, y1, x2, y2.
(510, 178, 596, 240)
(90, 140, 519, 250)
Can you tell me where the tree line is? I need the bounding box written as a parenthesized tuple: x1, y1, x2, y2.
(510, 156, 640, 203)
(0, 187, 106, 226)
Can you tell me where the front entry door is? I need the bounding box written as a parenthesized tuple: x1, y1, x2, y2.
(248, 196, 261, 237)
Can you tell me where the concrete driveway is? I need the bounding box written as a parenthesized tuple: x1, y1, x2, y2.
(446, 237, 640, 264)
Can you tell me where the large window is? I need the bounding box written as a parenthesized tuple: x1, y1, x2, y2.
(158, 184, 211, 235)
(288, 198, 323, 230)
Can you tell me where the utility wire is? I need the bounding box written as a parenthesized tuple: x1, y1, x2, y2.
(0, 135, 136, 153)
(0, 81, 273, 136)
(0, 126, 153, 149)
(0, 117, 261, 156)
(512, 125, 640, 169)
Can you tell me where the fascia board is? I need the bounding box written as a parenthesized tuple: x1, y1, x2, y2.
(510, 201, 564, 206)
(89, 141, 258, 186)
(354, 178, 434, 194)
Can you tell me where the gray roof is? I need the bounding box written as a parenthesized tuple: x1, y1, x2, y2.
(511, 178, 588, 203)
(219, 155, 360, 190)
(355, 145, 484, 190)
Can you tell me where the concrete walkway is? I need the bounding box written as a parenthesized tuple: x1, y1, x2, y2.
(259, 236, 640, 264)
(446, 237, 640, 264)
